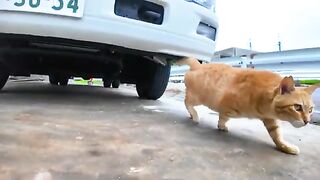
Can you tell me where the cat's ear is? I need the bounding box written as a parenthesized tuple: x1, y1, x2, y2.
(279, 76, 295, 95)
(304, 84, 320, 95)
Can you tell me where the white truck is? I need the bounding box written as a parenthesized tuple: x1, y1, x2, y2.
(0, 0, 218, 99)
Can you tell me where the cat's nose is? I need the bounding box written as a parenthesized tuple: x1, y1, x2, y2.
(303, 120, 309, 125)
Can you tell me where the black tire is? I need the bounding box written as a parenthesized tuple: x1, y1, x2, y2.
(59, 77, 69, 86)
(136, 62, 171, 100)
(103, 78, 112, 88)
(0, 65, 9, 90)
(49, 75, 59, 85)
(112, 80, 120, 88)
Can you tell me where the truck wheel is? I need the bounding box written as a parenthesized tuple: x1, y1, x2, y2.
(112, 80, 120, 88)
(136, 63, 171, 100)
(49, 75, 59, 85)
(59, 77, 69, 86)
(0, 65, 9, 90)
(103, 78, 112, 88)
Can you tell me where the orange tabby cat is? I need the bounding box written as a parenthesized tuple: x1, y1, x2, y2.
(178, 57, 319, 155)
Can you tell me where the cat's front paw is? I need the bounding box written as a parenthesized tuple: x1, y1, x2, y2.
(218, 124, 229, 132)
(189, 115, 199, 124)
(277, 144, 300, 155)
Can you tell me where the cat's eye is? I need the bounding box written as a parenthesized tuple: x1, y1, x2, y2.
(294, 104, 303, 112)
(309, 107, 313, 113)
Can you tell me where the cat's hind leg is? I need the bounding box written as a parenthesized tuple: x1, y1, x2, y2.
(263, 119, 299, 155)
(184, 94, 199, 123)
(218, 114, 229, 132)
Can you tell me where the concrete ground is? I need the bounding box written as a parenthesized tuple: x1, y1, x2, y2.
(0, 81, 320, 180)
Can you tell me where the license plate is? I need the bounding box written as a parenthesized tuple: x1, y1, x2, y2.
(0, 0, 85, 18)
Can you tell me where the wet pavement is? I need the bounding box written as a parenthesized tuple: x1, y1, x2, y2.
(0, 81, 320, 180)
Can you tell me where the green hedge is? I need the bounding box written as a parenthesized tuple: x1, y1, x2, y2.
(299, 80, 320, 85)
(74, 79, 103, 85)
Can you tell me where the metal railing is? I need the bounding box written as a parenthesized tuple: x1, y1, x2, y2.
(171, 47, 320, 80)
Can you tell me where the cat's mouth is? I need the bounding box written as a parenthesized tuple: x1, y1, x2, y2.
(290, 121, 307, 128)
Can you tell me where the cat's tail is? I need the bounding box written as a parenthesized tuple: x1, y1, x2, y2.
(175, 57, 201, 71)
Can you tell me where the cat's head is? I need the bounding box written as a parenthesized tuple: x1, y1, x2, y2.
(273, 76, 319, 128)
